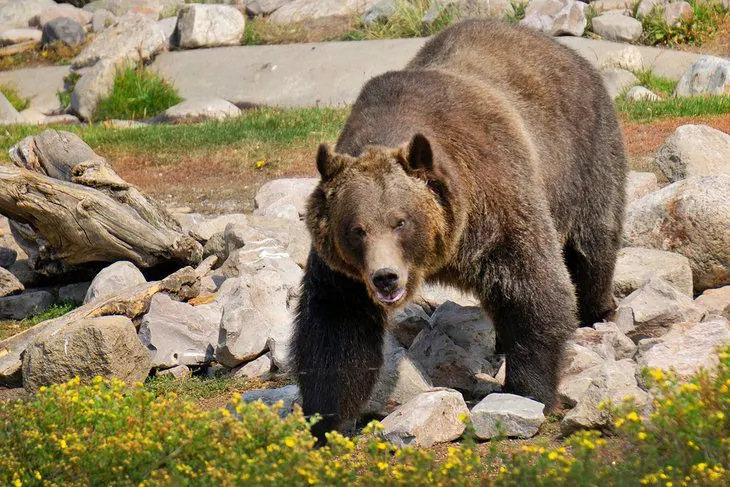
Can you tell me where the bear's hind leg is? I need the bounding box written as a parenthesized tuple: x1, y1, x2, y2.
(291, 250, 387, 444)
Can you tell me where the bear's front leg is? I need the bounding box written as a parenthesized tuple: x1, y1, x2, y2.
(479, 242, 578, 410)
(291, 250, 387, 444)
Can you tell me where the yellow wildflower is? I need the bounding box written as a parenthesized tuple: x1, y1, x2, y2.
(284, 437, 296, 448)
(638, 432, 648, 440)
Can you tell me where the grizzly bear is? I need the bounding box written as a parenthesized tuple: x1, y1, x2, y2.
(292, 19, 627, 442)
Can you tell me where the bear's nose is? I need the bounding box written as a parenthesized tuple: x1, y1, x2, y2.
(371, 268, 400, 293)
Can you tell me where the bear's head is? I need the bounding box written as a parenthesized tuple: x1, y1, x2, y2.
(305, 134, 461, 309)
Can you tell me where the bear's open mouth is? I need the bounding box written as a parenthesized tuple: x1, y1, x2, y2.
(374, 288, 406, 304)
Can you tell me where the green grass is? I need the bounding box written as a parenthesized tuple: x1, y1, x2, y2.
(56, 72, 81, 110)
(505, 0, 527, 24)
(0, 84, 30, 112)
(144, 375, 243, 401)
(0, 302, 77, 341)
(640, 0, 729, 46)
(342, 0, 458, 41)
(93, 65, 183, 121)
(633, 69, 677, 97)
(0, 107, 349, 162)
(617, 95, 730, 122)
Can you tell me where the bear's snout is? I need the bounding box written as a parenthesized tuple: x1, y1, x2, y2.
(371, 268, 400, 294)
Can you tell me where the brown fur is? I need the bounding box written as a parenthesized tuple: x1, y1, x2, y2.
(292, 19, 627, 443)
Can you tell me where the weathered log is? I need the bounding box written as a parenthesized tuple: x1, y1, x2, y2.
(0, 265, 201, 386)
(2, 130, 202, 275)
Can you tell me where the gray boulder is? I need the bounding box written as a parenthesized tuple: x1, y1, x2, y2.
(157, 364, 192, 380)
(0, 0, 56, 28)
(521, 0, 587, 36)
(241, 384, 300, 418)
(364, 332, 433, 416)
(0, 28, 43, 44)
(153, 98, 242, 124)
(390, 303, 430, 348)
(22, 316, 151, 392)
(379, 388, 469, 448)
(674, 56, 730, 97)
(599, 46, 643, 72)
(177, 4, 245, 49)
(253, 178, 318, 220)
(138, 293, 222, 368)
(655, 124, 730, 182)
(572, 322, 637, 361)
(58, 282, 92, 305)
(70, 57, 121, 121)
(360, 0, 397, 25)
(41, 17, 86, 47)
(613, 247, 693, 299)
(623, 175, 730, 293)
(270, 0, 379, 24)
(247, 0, 294, 16)
(591, 14, 642, 42)
(31, 3, 92, 27)
(91, 8, 116, 32)
(601, 68, 639, 99)
(625, 171, 658, 202)
(695, 286, 730, 320)
(617, 277, 706, 341)
(0, 247, 20, 268)
(635, 0, 661, 17)
(626, 86, 660, 102)
(470, 393, 545, 439)
(230, 354, 272, 379)
(0, 290, 54, 320)
(636, 317, 730, 383)
(0, 267, 24, 298)
(84, 261, 146, 304)
(663, 1, 692, 25)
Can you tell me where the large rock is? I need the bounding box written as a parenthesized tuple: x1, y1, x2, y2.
(663, 1, 692, 25)
(636, 318, 730, 382)
(138, 293, 222, 368)
(655, 124, 730, 182)
(612, 247, 693, 299)
(601, 68, 639, 99)
(253, 178, 318, 220)
(626, 86, 660, 102)
(429, 301, 496, 367)
(230, 353, 272, 379)
(69, 57, 120, 121)
(623, 175, 730, 293)
(626, 171, 658, 202)
(247, 0, 294, 16)
(617, 277, 706, 341)
(270, 0, 377, 23)
(591, 14, 642, 42)
(72, 13, 167, 69)
(0, 92, 21, 124)
(0, 0, 56, 28)
(0, 266, 23, 298)
(360, 0, 397, 25)
(635, 0, 661, 17)
(176, 4, 245, 49)
(561, 358, 649, 434)
(520, 0, 587, 37)
(0, 28, 43, 44)
(389, 303, 430, 348)
(153, 97, 241, 124)
(674, 56, 730, 97)
(598, 46, 643, 72)
(241, 384, 300, 418)
(84, 261, 146, 304)
(379, 389, 469, 448)
(21, 315, 151, 392)
(91, 8, 116, 32)
(31, 3, 92, 27)
(364, 332, 433, 416)
(41, 17, 86, 47)
(470, 393, 545, 439)
(572, 322, 637, 361)
(0, 290, 54, 320)
(695, 286, 730, 320)
(558, 343, 604, 407)
(413, 283, 479, 313)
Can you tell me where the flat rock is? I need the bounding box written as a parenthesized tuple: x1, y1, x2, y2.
(247, 0, 294, 16)
(22, 315, 151, 392)
(470, 393, 545, 439)
(153, 97, 241, 124)
(230, 354, 272, 379)
(269, 0, 378, 24)
(623, 175, 730, 293)
(0, 0, 56, 28)
(379, 388, 469, 448)
(591, 13, 642, 42)
(636, 317, 730, 383)
(241, 384, 300, 418)
(253, 178, 317, 220)
(613, 247, 693, 299)
(31, 4, 92, 27)
(599, 46, 643, 71)
(561, 358, 649, 434)
(601, 68, 639, 99)
(177, 4, 244, 49)
(618, 277, 706, 342)
(0, 267, 24, 298)
(655, 124, 730, 182)
(72, 13, 167, 69)
(157, 364, 191, 380)
(364, 332, 433, 416)
(695, 286, 730, 320)
(389, 303, 430, 348)
(674, 56, 730, 97)
(0, 28, 42, 44)
(84, 261, 146, 304)
(520, 0, 587, 37)
(626, 86, 660, 102)
(626, 171, 658, 201)
(0, 289, 53, 320)
(41, 17, 86, 47)
(138, 293, 222, 368)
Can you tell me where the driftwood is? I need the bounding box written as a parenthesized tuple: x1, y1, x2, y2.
(0, 265, 203, 386)
(2, 130, 202, 275)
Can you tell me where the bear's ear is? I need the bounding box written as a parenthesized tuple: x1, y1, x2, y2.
(316, 143, 342, 181)
(405, 134, 433, 172)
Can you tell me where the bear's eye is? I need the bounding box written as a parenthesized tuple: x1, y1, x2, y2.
(394, 219, 406, 230)
(352, 226, 366, 238)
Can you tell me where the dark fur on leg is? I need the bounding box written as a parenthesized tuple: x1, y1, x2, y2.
(292, 250, 387, 445)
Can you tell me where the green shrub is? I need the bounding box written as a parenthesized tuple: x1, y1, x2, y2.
(0, 84, 30, 112)
(640, 0, 729, 46)
(94, 65, 182, 121)
(343, 0, 458, 41)
(505, 1, 527, 23)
